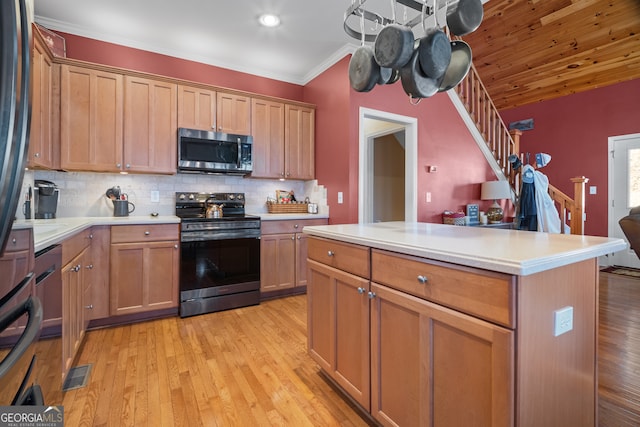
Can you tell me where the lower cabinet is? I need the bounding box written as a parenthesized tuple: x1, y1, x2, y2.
(307, 237, 514, 427)
(61, 228, 93, 378)
(110, 224, 179, 316)
(260, 218, 327, 296)
(0, 229, 34, 339)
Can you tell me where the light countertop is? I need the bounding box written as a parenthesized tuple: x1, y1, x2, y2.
(13, 216, 180, 252)
(303, 222, 627, 276)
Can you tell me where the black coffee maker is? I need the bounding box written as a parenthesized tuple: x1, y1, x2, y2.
(34, 180, 59, 219)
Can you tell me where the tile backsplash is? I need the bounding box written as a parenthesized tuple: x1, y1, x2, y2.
(18, 170, 327, 219)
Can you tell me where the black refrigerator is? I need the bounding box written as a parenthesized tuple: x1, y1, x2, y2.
(0, 0, 45, 407)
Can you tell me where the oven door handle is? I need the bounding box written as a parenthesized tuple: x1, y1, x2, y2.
(0, 295, 43, 379)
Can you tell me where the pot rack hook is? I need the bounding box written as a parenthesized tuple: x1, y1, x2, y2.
(409, 94, 422, 105)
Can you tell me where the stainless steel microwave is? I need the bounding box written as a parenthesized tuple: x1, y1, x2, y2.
(177, 128, 253, 175)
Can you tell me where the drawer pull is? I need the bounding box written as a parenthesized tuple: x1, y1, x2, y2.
(357, 287, 366, 294)
(417, 275, 428, 284)
(85, 304, 93, 310)
(86, 264, 93, 270)
(144, 231, 150, 235)
(294, 224, 299, 229)
(327, 250, 335, 257)
(291, 236, 295, 240)
(367, 291, 377, 299)
(11, 238, 16, 244)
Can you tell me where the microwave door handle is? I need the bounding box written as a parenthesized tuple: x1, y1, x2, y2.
(236, 139, 242, 168)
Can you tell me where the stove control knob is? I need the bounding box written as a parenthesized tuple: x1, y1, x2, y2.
(178, 194, 186, 200)
(228, 194, 235, 200)
(236, 194, 243, 200)
(189, 194, 195, 200)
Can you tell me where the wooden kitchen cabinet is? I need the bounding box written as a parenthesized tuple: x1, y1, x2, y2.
(307, 258, 371, 410)
(307, 237, 514, 426)
(28, 29, 58, 170)
(110, 224, 179, 316)
(178, 84, 250, 135)
(87, 226, 110, 320)
(260, 218, 327, 296)
(370, 282, 513, 427)
(60, 64, 124, 172)
(284, 104, 315, 180)
(177, 84, 217, 130)
(251, 102, 315, 180)
(123, 75, 177, 174)
(250, 98, 285, 178)
(216, 91, 251, 135)
(61, 228, 93, 378)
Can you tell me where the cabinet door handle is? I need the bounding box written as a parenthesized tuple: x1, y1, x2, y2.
(291, 236, 295, 240)
(86, 264, 93, 270)
(327, 250, 334, 257)
(116, 163, 121, 168)
(294, 224, 299, 229)
(174, 244, 179, 249)
(34, 152, 40, 158)
(85, 304, 93, 310)
(367, 291, 376, 299)
(144, 231, 150, 235)
(417, 275, 428, 284)
(357, 287, 366, 294)
(11, 238, 16, 244)
(297, 235, 302, 240)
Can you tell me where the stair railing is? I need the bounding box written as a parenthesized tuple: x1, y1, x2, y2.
(451, 57, 587, 234)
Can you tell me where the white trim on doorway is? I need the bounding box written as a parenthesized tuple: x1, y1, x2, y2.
(358, 107, 418, 224)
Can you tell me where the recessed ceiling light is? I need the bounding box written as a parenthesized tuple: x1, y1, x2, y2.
(259, 14, 280, 27)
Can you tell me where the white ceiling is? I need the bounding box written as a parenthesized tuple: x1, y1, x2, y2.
(34, 0, 397, 85)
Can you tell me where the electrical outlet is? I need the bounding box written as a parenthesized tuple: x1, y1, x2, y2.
(151, 190, 160, 203)
(337, 192, 343, 204)
(554, 306, 574, 337)
(426, 192, 431, 203)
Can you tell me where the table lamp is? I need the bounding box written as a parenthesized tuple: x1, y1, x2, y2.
(481, 180, 511, 223)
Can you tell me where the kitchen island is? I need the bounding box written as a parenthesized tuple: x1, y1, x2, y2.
(303, 222, 626, 427)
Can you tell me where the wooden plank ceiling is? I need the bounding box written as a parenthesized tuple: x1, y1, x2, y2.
(462, 0, 640, 110)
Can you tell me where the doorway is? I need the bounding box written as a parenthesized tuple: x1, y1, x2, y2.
(358, 108, 418, 224)
(608, 133, 640, 268)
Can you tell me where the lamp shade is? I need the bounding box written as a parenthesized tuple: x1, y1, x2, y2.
(481, 180, 511, 201)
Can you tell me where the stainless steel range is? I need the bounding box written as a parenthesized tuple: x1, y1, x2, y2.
(176, 192, 261, 317)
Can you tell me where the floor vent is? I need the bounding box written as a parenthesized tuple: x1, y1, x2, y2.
(63, 364, 92, 391)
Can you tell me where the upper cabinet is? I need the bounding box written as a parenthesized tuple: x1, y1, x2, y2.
(250, 100, 315, 180)
(216, 92, 251, 135)
(59, 64, 124, 173)
(250, 98, 285, 179)
(123, 76, 177, 174)
(285, 104, 315, 180)
(60, 65, 177, 174)
(177, 85, 216, 130)
(28, 30, 58, 169)
(177, 85, 251, 136)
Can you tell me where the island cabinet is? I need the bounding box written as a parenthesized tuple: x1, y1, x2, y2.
(177, 85, 251, 135)
(307, 230, 601, 427)
(110, 224, 179, 316)
(28, 29, 58, 170)
(260, 218, 327, 296)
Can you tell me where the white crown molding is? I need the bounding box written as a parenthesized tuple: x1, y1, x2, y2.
(35, 15, 357, 87)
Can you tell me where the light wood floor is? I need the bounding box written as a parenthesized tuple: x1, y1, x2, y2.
(59, 272, 640, 426)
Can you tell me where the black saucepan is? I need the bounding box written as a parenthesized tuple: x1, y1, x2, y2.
(374, 23, 415, 69)
(446, 0, 484, 36)
(417, 28, 451, 80)
(400, 47, 440, 100)
(349, 45, 381, 92)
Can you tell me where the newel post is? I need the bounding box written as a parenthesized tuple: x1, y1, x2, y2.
(571, 176, 589, 235)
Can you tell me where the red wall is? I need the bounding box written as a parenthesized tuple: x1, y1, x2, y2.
(305, 57, 499, 225)
(59, 32, 304, 101)
(500, 79, 640, 237)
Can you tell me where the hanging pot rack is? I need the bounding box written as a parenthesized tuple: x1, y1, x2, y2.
(344, 0, 452, 42)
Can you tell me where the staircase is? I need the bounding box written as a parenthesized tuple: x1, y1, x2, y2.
(447, 61, 588, 235)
